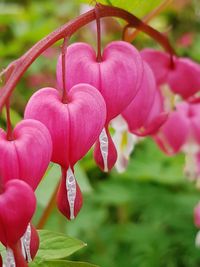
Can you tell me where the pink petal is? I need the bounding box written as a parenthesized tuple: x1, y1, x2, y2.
(194, 202, 200, 228)
(57, 41, 144, 122)
(140, 48, 170, 84)
(0, 180, 36, 246)
(0, 120, 52, 190)
(154, 110, 189, 154)
(168, 57, 200, 98)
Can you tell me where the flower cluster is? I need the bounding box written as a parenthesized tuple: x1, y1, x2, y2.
(1, 3, 200, 266)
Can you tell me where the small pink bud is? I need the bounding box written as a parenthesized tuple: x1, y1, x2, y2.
(0, 119, 52, 190)
(57, 168, 83, 220)
(0, 179, 36, 247)
(141, 49, 200, 99)
(56, 41, 144, 122)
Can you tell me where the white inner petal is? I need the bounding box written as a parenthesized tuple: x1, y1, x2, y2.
(99, 128, 109, 172)
(21, 223, 32, 263)
(66, 167, 77, 220)
(4, 248, 15, 267)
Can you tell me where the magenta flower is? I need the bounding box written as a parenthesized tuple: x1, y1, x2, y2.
(122, 62, 167, 136)
(0, 179, 36, 247)
(24, 83, 106, 219)
(0, 119, 52, 190)
(56, 41, 143, 122)
(141, 49, 200, 99)
(155, 101, 200, 155)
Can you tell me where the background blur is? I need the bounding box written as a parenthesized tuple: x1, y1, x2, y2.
(1, 0, 200, 266)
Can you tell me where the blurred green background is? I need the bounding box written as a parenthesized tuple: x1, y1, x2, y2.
(1, 0, 200, 266)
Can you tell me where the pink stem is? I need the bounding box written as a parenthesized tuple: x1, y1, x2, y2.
(61, 37, 69, 103)
(95, 4, 102, 62)
(0, 4, 175, 112)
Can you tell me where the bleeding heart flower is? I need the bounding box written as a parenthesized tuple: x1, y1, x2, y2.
(56, 41, 144, 122)
(0, 119, 52, 190)
(122, 62, 167, 136)
(24, 84, 106, 168)
(141, 48, 200, 99)
(24, 83, 106, 219)
(0, 179, 36, 247)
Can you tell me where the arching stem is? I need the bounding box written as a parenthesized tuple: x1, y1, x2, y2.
(95, 4, 102, 62)
(37, 181, 60, 229)
(0, 3, 175, 112)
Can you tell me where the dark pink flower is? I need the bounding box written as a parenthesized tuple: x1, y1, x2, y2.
(141, 49, 200, 99)
(0, 119, 52, 190)
(0, 180, 36, 247)
(56, 41, 144, 122)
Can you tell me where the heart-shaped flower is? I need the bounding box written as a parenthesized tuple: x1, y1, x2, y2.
(141, 48, 200, 99)
(0, 179, 36, 247)
(0, 119, 52, 190)
(56, 41, 144, 122)
(24, 83, 106, 168)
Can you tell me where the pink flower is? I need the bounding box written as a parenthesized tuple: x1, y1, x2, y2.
(25, 83, 106, 219)
(0, 179, 36, 247)
(122, 62, 167, 136)
(155, 101, 200, 155)
(56, 41, 143, 122)
(0, 119, 52, 190)
(141, 49, 200, 99)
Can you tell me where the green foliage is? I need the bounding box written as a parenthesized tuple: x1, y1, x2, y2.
(79, 0, 163, 17)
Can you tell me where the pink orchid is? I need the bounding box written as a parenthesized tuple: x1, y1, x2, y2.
(122, 62, 167, 136)
(0, 179, 36, 247)
(141, 48, 200, 99)
(0, 119, 52, 190)
(24, 83, 106, 219)
(56, 41, 143, 122)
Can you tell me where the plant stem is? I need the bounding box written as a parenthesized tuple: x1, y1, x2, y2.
(5, 99, 13, 141)
(95, 4, 102, 62)
(61, 37, 69, 103)
(0, 3, 175, 112)
(37, 181, 60, 229)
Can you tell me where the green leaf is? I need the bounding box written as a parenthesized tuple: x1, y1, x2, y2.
(34, 230, 86, 262)
(80, 0, 164, 18)
(30, 260, 99, 267)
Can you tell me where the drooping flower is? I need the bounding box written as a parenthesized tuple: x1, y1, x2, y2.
(141, 48, 200, 99)
(194, 202, 200, 228)
(24, 83, 106, 219)
(0, 119, 52, 190)
(56, 41, 144, 122)
(0, 179, 36, 247)
(56, 41, 144, 172)
(155, 101, 200, 179)
(122, 62, 167, 136)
